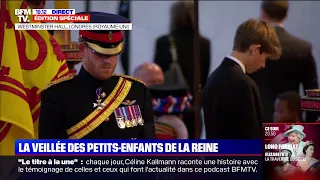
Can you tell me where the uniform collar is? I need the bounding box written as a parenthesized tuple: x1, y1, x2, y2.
(77, 66, 108, 88)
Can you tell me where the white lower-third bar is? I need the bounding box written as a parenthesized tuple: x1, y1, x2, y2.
(14, 23, 133, 30)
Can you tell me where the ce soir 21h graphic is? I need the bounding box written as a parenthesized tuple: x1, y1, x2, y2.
(263, 123, 320, 180)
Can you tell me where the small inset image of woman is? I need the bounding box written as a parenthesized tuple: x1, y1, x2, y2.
(297, 141, 320, 175)
(273, 149, 301, 179)
(283, 125, 307, 160)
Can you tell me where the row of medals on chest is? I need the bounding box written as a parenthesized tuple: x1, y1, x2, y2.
(93, 87, 144, 129)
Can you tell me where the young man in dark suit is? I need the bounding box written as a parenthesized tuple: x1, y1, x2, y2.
(202, 19, 281, 139)
(249, 1, 318, 122)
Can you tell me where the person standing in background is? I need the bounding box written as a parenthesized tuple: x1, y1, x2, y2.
(249, 1, 318, 122)
(273, 91, 302, 123)
(153, 1, 211, 138)
(153, 1, 211, 96)
(133, 62, 164, 86)
(149, 84, 191, 140)
(203, 19, 281, 139)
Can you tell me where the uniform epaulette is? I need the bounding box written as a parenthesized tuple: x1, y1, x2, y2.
(113, 74, 146, 86)
(44, 75, 75, 90)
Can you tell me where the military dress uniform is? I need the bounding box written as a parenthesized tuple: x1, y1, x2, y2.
(38, 12, 156, 139)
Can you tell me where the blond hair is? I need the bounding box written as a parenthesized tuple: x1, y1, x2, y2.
(233, 19, 282, 60)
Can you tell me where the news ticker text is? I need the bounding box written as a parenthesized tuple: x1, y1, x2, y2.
(16, 157, 259, 174)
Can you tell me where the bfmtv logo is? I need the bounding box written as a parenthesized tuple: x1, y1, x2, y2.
(15, 9, 31, 23)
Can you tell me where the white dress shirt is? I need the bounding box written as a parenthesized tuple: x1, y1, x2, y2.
(226, 55, 246, 73)
(270, 23, 284, 28)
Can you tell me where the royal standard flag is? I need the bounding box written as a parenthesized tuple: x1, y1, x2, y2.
(0, 0, 70, 155)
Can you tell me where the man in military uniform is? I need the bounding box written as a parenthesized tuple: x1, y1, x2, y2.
(38, 12, 156, 139)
